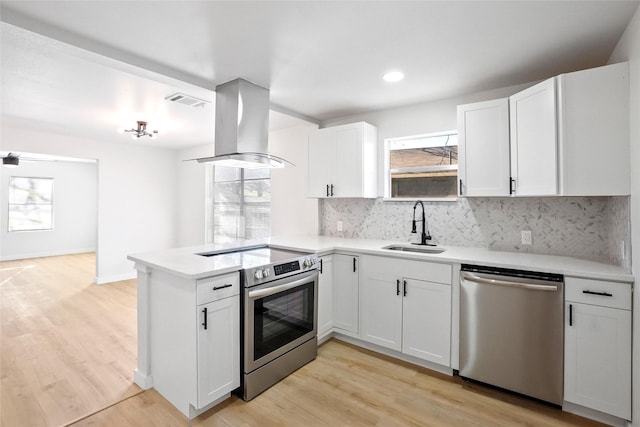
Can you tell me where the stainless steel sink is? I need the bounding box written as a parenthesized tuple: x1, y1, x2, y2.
(382, 245, 446, 254)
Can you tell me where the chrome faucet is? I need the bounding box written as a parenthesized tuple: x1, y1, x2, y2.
(411, 200, 433, 246)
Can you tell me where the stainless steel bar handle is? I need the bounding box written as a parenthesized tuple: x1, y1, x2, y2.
(249, 275, 315, 299)
(461, 272, 559, 291)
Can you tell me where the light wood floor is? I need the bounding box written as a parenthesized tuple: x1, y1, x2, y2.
(1, 253, 140, 427)
(2, 254, 608, 427)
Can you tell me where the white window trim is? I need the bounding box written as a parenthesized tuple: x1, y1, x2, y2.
(8, 176, 55, 232)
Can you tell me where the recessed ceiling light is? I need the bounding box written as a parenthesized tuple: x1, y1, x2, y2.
(383, 71, 404, 83)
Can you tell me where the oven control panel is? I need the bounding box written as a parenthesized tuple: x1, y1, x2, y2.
(274, 260, 300, 276)
(245, 253, 319, 287)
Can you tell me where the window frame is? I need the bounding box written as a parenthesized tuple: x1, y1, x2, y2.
(7, 176, 55, 232)
(205, 165, 271, 244)
(383, 130, 459, 202)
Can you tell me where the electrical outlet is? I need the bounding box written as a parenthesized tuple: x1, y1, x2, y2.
(337, 221, 343, 232)
(521, 230, 532, 245)
(621, 240, 626, 260)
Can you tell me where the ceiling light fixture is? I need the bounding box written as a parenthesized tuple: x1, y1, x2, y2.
(117, 121, 159, 139)
(383, 71, 405, 83)
(2, 153, 19, 168)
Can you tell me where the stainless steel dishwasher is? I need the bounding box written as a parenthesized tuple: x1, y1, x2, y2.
(459, 264, 564, 405)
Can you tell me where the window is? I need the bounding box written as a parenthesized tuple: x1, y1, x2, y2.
(8, 177, 54, 231)
(205, 166, 270, 243)
(384, 131, 458, 200)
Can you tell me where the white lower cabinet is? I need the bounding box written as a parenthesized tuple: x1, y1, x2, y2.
(149, 270, 240, 417)
(401, 278, 451, 363)
(361, 255, 452, 366)
(317, 255, 334, 339)
(564, 277, 632, 420)
(332, 254, 359, 335)
(197, 295, 240, 409)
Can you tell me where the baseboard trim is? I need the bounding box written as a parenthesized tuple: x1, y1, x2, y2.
(96, 271, 137, 285)
(562, 401, 629, 427)
(133, 368, 153, 390)
(0, 248, 95, 261)
(331, 332, 454, 377)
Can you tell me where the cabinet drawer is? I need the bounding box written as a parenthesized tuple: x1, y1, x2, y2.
(400, 259, 452, 285)
(197, 273, 240, 305)
(565, 277, 631, 310)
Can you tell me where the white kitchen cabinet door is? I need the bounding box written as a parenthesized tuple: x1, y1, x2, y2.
(360, 257, 402, 351)
(457, 98, 510, 197)
(332, 254, 359, 335)
(317, 255, 334, 339)
(332, 126, 364, 197)
(307, 129, 333, 198)
(197, 296, 240, 409)
(558, 62, 630, 196)
(402, 279, 451, 365)
(360, 255, 452, 366)
(564, 302, 631, 419)
(509, 78, 558, 196)
(307, 122, 377, 198)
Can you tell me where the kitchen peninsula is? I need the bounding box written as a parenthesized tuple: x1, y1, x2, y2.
(129, 235, 633, 425)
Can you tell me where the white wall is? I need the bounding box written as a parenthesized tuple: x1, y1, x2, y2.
(0, 124, 178, 283)
(0, 159, 97, 260)
(175, 144, 213, 247)
(609, 6, 640, 426)
(270, 123, 319, 237)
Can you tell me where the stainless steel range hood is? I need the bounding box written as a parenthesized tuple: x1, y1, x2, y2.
(196, 78, 292, 168)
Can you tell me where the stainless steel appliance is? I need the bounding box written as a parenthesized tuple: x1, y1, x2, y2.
(459, 264, 564, 405)
(236, 247, 318, 400)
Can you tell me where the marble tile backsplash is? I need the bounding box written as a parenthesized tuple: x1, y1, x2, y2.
(320, 196, 631, 270)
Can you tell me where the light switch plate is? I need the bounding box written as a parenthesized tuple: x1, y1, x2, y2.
(337, 221, 343, 232)
(521, 230, 532, 245)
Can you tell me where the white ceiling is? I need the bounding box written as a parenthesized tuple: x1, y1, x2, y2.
(1, 1, 638, 150)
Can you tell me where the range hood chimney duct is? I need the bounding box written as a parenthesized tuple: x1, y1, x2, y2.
(195, 78, 292, 168)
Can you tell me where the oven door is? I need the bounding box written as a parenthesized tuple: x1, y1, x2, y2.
(244, 269, 318, 373)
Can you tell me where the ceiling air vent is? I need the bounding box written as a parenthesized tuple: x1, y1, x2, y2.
(165, 92, 210, 108)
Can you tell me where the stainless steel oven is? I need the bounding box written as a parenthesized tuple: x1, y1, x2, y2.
(239, 247, 319, 401)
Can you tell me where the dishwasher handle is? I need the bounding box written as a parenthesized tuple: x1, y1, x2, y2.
(461, 271, 559, 292)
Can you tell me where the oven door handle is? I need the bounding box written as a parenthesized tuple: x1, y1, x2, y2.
(248, 274, 316, 299)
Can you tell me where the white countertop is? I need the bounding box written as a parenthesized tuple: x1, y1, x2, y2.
(128, 235, 633, 283)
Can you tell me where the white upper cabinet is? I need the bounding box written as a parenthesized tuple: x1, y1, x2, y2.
(307, 130, 333, 197)
(458, 62, 630, 197)
(457, 98, 510, 196)
(307, 122, 377, 198)
(558, 62, 630, 196)
(510, 78, 559, 196)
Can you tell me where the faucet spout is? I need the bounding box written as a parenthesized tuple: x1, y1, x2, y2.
(411, 200, 433, 246)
